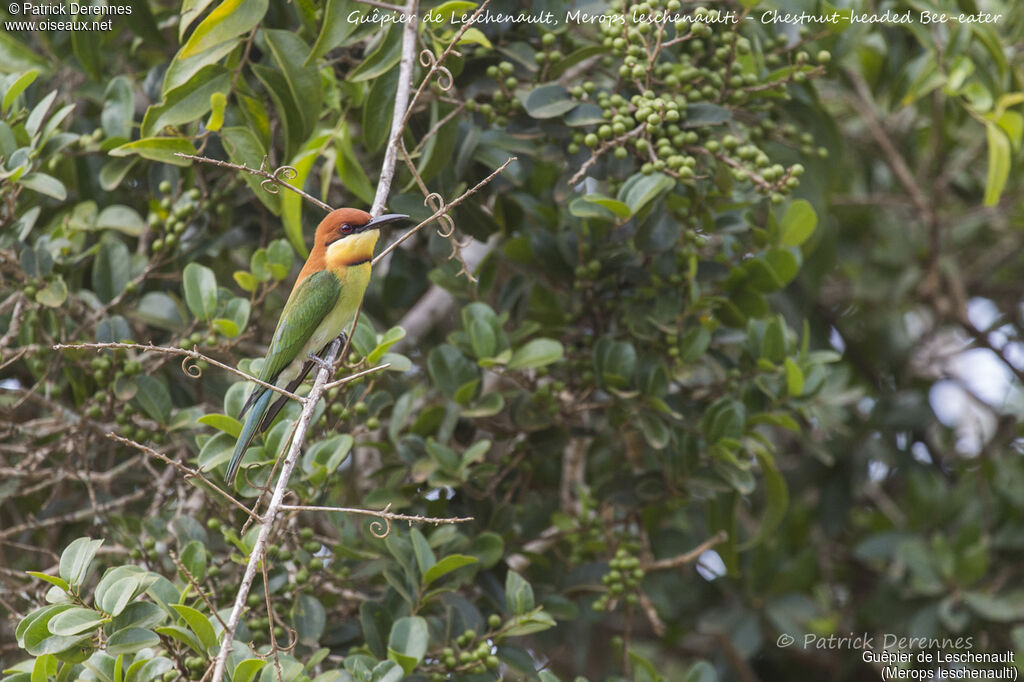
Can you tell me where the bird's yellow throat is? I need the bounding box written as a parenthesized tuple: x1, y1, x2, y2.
(326, 229, 380, 268)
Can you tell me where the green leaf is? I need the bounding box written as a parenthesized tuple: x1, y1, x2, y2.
(35, 276, 68, 308)
(93, 234, 131, 303)
(0, 33, 48, 75)
(583, 194, 631, 218)
(428, 345, 480, 401)
(410, 528, 436, 577)
(741, 447, 789, 549)
(422, 555, 478, 586)
(335, 120, 375, 203)
(234, 271, 259, 292)
(179, 540, 208, 582)
(291, 594, 326, 646)
(564, 102, 605, 127)
(984, 121, 1011, 207)
(142, 65, 230, 137)
(350, 25, 403, 82)
(178, 0, 267, 61)
(264, 30, 322, 148)
(502, 609, 555, 636)
(170, 604, 217, 652)
(58, 537, 103, 589)
(25, 90, 55, 137)
(109, 137, 195, 166)
(779, 199, 817, 247)
(232, 659, 267, 682)
(220, 126, 280, 214)
(683, 102, 732, 127)
(505, 571, 534, 616)
(307, 0, 360, 64)
(26, 572, 69, 593)
(96, 205, 146, 237)
(133, 375, 172, 424)
(101, 77, 134, 140)
(19, 172, 66, 200)
(182, 262, 218, 321)
(95, 568, 142, 617)
(280, 137, 328, 256)
(964, 590, 1024, 622)
(106, 627, 160, 655)
(618, 172, 674, 216)
(523, 83, 578, 119)
(32, 653, 57, 682)
(362, 67, 398, 152)
(48, 607, 106, 636)
(386, 616, 428, 675)
(3, 69, 38, 113)
(508, 338, 563, 370)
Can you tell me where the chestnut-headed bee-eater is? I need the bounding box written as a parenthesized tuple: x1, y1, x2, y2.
(225, 208, 408, 484)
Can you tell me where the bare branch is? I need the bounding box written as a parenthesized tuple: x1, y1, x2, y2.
(322, 362, 391, 391)
(642, 531, 728, 572)
(373, 156, 516, 265)
(52, 342, 304, 404)
(173, 152, 334, 213)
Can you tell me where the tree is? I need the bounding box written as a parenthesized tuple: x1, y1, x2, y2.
(1, 0, 1022, 681)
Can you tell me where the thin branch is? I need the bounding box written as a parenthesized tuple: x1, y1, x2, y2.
(280, 503, 473, 526)
(322, 362, 391, 391)
(53, 342, 304, 404)
(105, 433, 258, 521)
(642, 531, 728, 571)
(568, 126, 645, 186)
(173, 153, 334, 213)
(373, 156, 516, 265)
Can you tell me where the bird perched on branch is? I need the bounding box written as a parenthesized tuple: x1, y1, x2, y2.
(225, 208, 408, 484)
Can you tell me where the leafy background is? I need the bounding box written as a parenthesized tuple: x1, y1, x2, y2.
(1, 0, 1023, 680)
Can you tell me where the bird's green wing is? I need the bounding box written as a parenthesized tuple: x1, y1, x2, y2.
(257, 269, 342, 385)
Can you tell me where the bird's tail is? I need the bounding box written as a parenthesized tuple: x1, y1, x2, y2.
(226, 389, 274, 484)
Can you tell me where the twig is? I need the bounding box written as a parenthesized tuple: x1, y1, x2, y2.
(373, 156, 516, 265)
(0, 488, 150, 540)
(642, 531, 728, 571)
(0, 296, 24, 353)
(568, 126, 645, 186)
(52, 342, 303, 404)
(322, 362, 391, 391)
(173, 153, 334, 213)
(105, 433, 258, 521)
(280, 503, 473, 528)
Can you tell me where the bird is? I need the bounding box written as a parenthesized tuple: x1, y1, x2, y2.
(224, 208, 408, 484)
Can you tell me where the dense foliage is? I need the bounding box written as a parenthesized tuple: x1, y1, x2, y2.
(1, 0, 1023, 680)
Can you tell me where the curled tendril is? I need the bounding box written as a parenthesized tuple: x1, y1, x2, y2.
(260, 165, 298, 194)
(418, 49, 454, 92)
(181, 354, 203, 379)
(424, 193, 456, 238)
(369, 504, 393, 538)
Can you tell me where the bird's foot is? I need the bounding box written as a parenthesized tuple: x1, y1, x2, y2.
(308, 352, 334, 373)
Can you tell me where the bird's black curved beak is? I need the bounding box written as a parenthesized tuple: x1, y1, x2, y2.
(362, 213, 409, 231)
